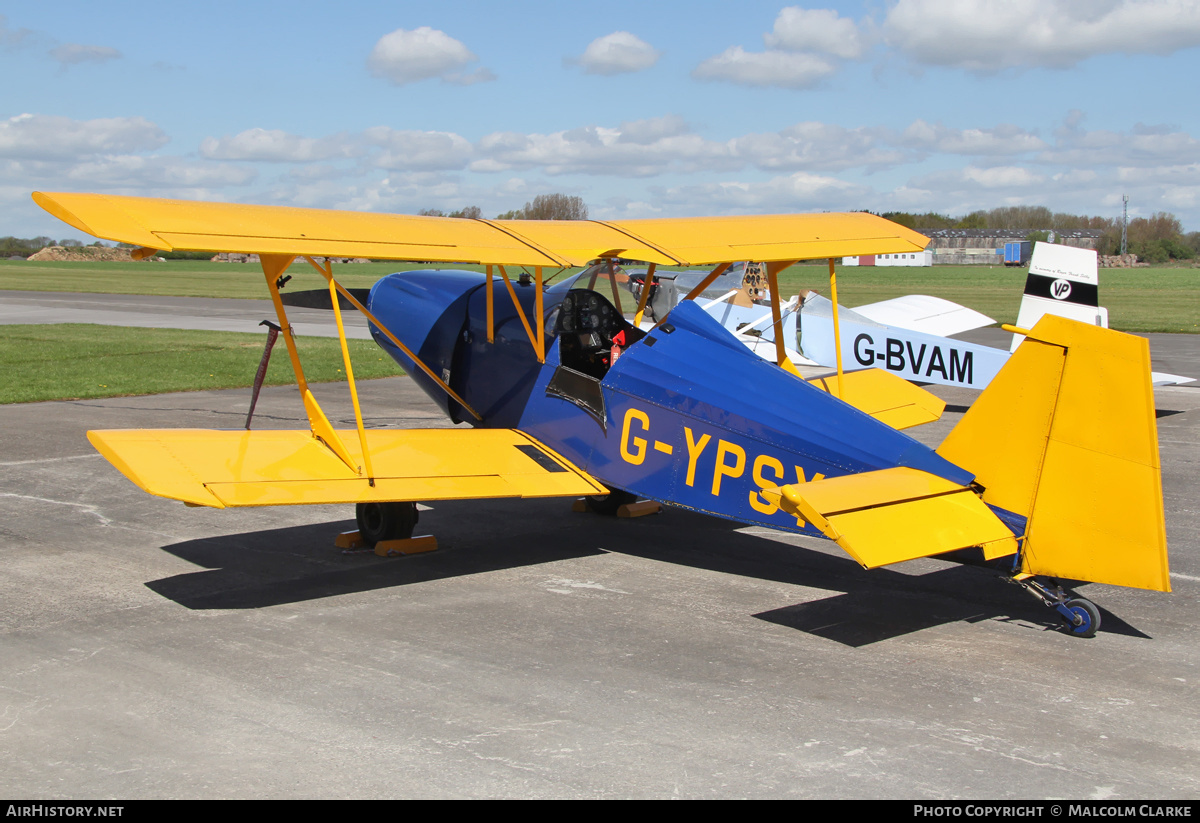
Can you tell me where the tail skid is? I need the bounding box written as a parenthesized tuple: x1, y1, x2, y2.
(937, 315, 1169, 592)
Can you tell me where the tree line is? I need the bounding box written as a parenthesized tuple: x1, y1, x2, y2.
(421, 193, 588, 222)
(879, 205, 1199, 263)
(1, 236, 102, 257)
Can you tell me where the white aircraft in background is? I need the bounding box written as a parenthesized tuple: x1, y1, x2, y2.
(644, 243, 1192, 390)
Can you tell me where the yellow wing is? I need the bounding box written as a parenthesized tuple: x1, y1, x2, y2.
(88, 428, 608, 508)
(33, 192, 930, 267)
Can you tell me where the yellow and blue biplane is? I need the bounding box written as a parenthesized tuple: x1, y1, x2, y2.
(32, 192, 1171, 637)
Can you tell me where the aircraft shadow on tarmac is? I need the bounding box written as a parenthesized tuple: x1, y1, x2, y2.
(147, 498, 1150, 646)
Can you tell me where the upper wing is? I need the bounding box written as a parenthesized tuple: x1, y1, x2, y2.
(88, 427, 608, 508)
(33, 192, 930, 268)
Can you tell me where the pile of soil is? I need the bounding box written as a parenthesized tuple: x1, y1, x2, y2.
(26, 246, 136, 262)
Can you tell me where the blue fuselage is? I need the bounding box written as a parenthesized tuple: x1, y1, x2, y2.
(367, 270, 987, 537)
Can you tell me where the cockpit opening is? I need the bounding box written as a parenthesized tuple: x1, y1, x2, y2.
(554, 287, 645, 379)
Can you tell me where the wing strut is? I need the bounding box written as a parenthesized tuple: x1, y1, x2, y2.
(764, 260, 799, 375)
(496, 265, 543, 363)
(299, 256, 482, 421)
(535, 266, 545, 359)
(486, 264, 494, 343)
(261, 253, 360, 473)
(306, 256, 376, 485)
(633, 263, 656, 326)
(606, 258, 625, 315)
(827, 257, 845, 398)
(485, 263, 553, 358)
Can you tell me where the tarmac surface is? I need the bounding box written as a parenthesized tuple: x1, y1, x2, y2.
(0, 290, 373, 339)
(1, 292, 1198, 799)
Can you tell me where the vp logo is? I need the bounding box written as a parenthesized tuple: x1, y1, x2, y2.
(1051, 278, 1072, 300)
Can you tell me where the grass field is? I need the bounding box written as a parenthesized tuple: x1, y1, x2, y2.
(0, 324, 403, 404)
(4, 257, 1197, 333)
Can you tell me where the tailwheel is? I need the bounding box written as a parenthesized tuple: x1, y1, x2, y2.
(1061, 598, 1101, 638)
(586, 488, 637, 516)
(355, 501, 419, 548)
(1008, 574, 1102, 638)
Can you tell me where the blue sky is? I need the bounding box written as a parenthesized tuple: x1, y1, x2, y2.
(5, 0, 1200, 239)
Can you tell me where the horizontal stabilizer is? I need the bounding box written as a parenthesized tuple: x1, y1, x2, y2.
(807, 368, 945, 430)
(852, 295, 995, 337)
(776, 467, 1018, 569)
(88, 428, 608, 508)
(1152, 371, 1195, 386)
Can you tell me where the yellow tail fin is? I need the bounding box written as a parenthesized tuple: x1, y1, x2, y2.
(937, 315, 1169, 591)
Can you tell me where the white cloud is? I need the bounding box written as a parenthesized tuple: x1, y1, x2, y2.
(1160, 185, 1200, 210)
(200, 128, 362, 163)
(900, 120, 1048, 156)
(201, 126, 475, 171)
(765, 7, 865, 59)
(592, 198, 667, 220)
(0, 15, 33, 49)
(13, 107, 1200, 232)
(575, 31, 661, 75)
(366, 27, 491, 86)
(656, 171, 870, 213)
(473, 123, 737, 177)
(916, 165, 1048, 191)
(444, 67, 497, 86)
(694, 6, 867, 89)
(692, 46, 836, 88)
(885, 0, 1200, 71)
(50, 43, 121, 66)
(363, 127, 473, 170)
(1038, 117, 1200, 167)
(962, 165, 1046, 188)
(64, 155, 257, 188)
(264, 172, 538, 218)
(732, 122, 905, 171)
(0, 113, 167, 160)
(615, 115, 690, 145)
(287, 164, 361, 182)
(263, 178, 403, 212)
(882, 162, 1200, 226)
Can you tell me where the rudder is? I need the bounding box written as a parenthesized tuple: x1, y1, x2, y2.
(937, 315, 1169, 592)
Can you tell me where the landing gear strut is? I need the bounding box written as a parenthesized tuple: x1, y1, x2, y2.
(586, 488, 638, 516)
(1009, 574, 1101, 638)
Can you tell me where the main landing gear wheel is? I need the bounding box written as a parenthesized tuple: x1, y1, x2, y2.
(586, 488, 637, 516)
(355, 501, 419, 547)
(1061, 598, 1101, 638)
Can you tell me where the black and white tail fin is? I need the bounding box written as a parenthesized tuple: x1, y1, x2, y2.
(1011, 242, 1106, 352)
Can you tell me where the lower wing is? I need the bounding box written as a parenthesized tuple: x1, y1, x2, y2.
(89, 427, 608, 508)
